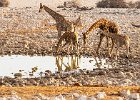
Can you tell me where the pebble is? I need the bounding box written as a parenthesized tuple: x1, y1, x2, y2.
(120, 90, 131, 97)
(54, 94, 66, 100)
(96, 92, 106, 99)
(117, 97, 124, 100)
(77, 95, 87, 100)
(89, 96, 97, 100)
(126, 93, 140, 100)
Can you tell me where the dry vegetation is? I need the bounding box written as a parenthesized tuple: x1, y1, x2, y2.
(0, 0, 9, 7)
(96, 0, 140, 8)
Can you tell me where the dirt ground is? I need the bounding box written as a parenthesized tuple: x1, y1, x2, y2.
(0, 86, 140, 100)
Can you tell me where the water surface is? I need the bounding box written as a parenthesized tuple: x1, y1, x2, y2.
(0, 55, 110, 77)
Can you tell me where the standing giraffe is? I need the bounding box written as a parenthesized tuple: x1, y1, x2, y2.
(56, 23, 78, 52)
(39, 3, 81, 38)
(97, 30, 130, 59)
(82, 18, 119, 54)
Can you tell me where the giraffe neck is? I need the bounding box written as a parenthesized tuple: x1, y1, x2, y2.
(43, 5, 65, 22)
(85, 21, 100, 35)
(85, 18, 118, 35)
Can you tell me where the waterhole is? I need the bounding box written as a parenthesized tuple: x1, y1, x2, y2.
(0, 55, 112, 77)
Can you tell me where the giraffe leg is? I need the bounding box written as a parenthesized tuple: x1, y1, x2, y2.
(56, 25, 62, 39)
(109, 39, 115, 58)
(126, 44, 130, 58)
(106, 36, 109, 48)
(96, 34, 105, 55)
(74, 42, 79, 55)
(115, 46, 119, 60)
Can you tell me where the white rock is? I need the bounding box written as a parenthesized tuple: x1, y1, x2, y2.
(32, 96, 41, 100)
(123, 79, 132, 84)
(77, 95, 87, 100)
(89, 96, 97, 100)
(105, 80, 112, 85)
(120, 90, 131, 97)
(72, 93, 80, 98)
(117, 97, 124, 100)
(96, 92, 106, 99)
(34, 93, 50, 100)
(0, 97, 6, 100)
(118, 71, 126, 78)
(126, 93, 140, 100)
(54, 94, 66, 100)
(7, 95, 21, 100)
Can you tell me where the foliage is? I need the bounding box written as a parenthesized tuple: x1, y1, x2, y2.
(135, 1, 140, 8)
(96, 0, 128, 8)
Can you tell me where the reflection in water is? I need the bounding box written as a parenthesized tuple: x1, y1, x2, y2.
(56, 55, 79, 72)
(55, 55, 113, 72)
(0, 55, 111, 77)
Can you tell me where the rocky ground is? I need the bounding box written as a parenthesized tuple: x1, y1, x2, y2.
(0, 7, 140, 99)
(0, 7, 139, 57)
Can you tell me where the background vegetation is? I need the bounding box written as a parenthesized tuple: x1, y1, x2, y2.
(0, 0, 9, 7)
(96, 0, 140, 8)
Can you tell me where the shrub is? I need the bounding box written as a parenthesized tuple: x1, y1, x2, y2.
(96, 0, 128, 8)
(135, 1, 140, 8)
(0, 0, 9, 7)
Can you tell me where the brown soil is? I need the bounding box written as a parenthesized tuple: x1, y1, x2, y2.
(0, 86, 140, 100)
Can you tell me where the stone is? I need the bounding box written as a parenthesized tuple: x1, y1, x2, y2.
(72, 93, 80, 98)
(120, 90, 131, 97)
(126, 93, 140, 100)
(117, 97, 124, 100)
(77, 95, 87, 100)
(89, 96, 97, 100)
(54, 94, 66, 100)
(96, 92, 106, 99)
(34, 93, 50, 100)
(0, 97, 6, 100)
(14, 73, 22, 78)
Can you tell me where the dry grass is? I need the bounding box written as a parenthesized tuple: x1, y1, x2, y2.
(0, 86, 140, 99)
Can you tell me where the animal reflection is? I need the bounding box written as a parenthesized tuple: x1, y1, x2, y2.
(56, 55, 79, 72)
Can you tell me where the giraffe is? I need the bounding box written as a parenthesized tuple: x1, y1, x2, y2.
(56, 23, 78, 52)
(98, 30, 130, 59)
(39, 3, 81, 38)
(82, 18, 119, 54)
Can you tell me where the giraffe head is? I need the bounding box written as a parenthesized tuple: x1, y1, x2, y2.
(73, 15, 82, 28)
(39, 3, 44, 13)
